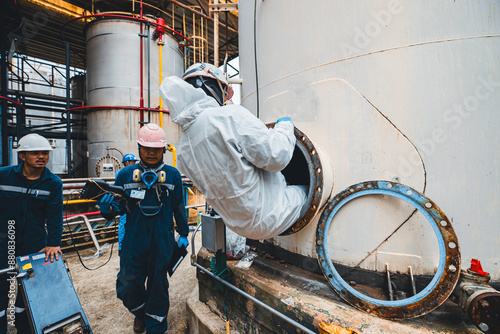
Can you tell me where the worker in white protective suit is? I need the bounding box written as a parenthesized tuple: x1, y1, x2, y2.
(159, 63, 307, 240)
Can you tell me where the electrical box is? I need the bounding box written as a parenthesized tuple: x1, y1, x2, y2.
(16, 253, 92, 334)
(201, 214, 226, 252)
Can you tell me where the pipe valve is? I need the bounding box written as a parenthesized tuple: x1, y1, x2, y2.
(452, 260, 500, 333)
(154, 17, 165, 45)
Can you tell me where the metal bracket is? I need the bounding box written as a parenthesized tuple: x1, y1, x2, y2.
(209, 3, 238, 12)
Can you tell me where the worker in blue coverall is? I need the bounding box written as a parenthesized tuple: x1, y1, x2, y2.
(0, 133, 63, 334)
(117, 153, 139, 255)
(98, 123, 189, 334)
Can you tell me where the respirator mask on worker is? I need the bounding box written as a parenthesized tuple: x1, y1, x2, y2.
(184, 76, 226, 106)
(132, 168, 166, 190)
(132, 164, 167, 217)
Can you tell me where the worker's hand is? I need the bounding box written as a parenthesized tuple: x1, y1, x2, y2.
(276, 117, 292, 123)
(98, 193, 115, 214)
(178, 236, 189, 248)
(40, 246, 63, 262)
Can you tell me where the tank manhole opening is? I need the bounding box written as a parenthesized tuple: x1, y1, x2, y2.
(282, 145, 311, 193)
(279, 126, 329, 235)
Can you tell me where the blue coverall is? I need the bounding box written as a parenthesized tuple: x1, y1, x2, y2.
(115, 168, 126, 252)
(118, 213, 126, 252)
(103, 163, 189, 334)
(0, 163, 63, 334)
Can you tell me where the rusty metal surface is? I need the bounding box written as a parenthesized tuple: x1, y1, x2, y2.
(316, 180, 461, 319)
(468, 292, 500, 333)
(456, 270, 500, 333)
(195, 248, 479, 333)
(266, 123, 328, 235)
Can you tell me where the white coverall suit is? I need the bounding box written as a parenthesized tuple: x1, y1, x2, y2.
(160, 76, 307, 239)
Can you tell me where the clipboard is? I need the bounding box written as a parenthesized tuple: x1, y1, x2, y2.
(167, 244, 188, 277)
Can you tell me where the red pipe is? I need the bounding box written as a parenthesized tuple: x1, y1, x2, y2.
(61, 14, 193, 47)
(61, 14, 192, 46)
(62, 105, 169, 115)
(64, 211, 101, 219)
(63, 185, 84, 189)
(0, 96, 26, 111)
(61, 13, 190, 125)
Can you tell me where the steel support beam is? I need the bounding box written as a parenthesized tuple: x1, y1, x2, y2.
(65, 40, 72, 177)
(1, 32, 9, 165)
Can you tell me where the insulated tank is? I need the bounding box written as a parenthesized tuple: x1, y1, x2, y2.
(86, 18, 184, 176)
(238, 1, 500, 281)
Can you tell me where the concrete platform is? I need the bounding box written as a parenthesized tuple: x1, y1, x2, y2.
(190, 248, 482, 334)
(187, 286, 240, 334)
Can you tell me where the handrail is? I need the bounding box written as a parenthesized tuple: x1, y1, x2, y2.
(64, 211, 101, 219)
(189, 223, 315, 334)
(63, 216, 109, 227)
(62, 177, 115, 183)
(65, 215, 100, 252)
(193, 262, 316, 334)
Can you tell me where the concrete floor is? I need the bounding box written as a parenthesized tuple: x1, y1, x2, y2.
(63, 232, 202, 334)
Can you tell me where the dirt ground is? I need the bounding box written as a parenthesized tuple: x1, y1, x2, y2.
(62, 231, 202, 334)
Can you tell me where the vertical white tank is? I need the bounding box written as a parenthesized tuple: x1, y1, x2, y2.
(238, 1, 500, 281)
(86, 18, 184, 176)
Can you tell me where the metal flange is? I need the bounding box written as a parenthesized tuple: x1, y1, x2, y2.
(281, 126, 326, 235)
(316, 180, 461, 319)
(95, 154, 121, 177)
(266, 123, 331, 235)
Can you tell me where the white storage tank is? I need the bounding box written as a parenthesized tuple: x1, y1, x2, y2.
(86, 18, 184, 176)
(238, 0, 500, 282)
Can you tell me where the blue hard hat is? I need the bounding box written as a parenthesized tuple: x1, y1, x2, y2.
(122, 154, 139, 163)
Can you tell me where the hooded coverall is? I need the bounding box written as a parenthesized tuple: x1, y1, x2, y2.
(0, 163, 63, 334)
(160, 76, 307, 240)
(103, 162, 189, 334)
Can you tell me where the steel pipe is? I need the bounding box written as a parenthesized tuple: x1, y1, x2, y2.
(0, 267, 16, 276)
(193, 263, 315, 334)
(454, 270, 500, 333)
(190, 221, 315, 333)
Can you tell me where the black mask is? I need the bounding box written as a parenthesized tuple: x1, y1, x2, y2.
(185, 76, 225, 105)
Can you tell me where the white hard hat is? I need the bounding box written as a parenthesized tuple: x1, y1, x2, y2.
(17, 134, 53, 152)
(182, 63, 234, 101)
